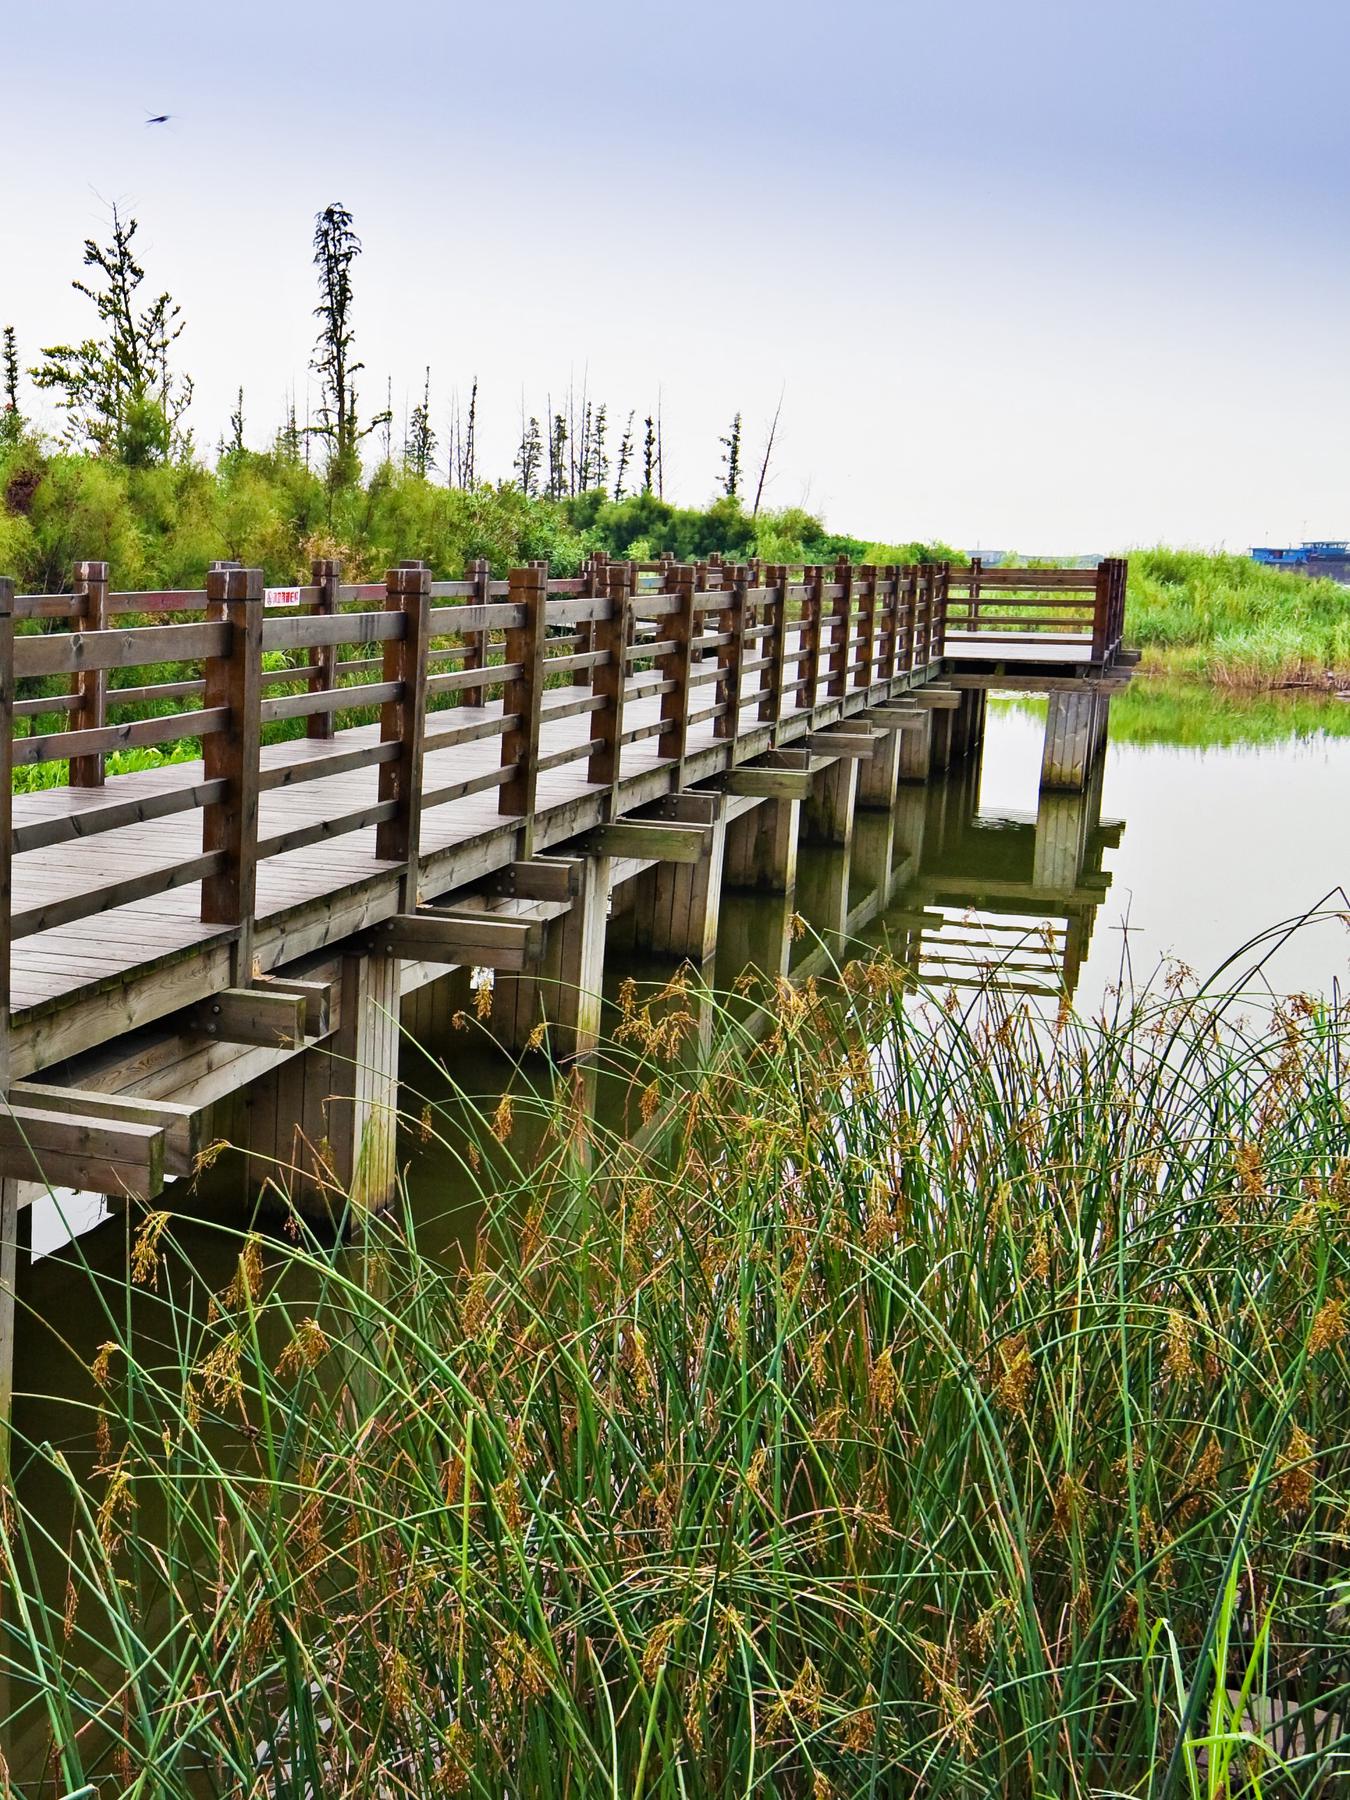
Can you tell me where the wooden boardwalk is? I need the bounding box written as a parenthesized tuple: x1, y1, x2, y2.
(0, 553, 1129, 1208)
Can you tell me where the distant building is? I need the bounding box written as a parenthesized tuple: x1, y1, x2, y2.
(1250, 541, 1350, 583)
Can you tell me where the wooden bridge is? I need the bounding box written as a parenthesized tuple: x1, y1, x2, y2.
(0, 550, 1130, 1412)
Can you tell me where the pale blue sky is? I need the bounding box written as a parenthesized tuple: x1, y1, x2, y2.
(5, 0, 1349, 551)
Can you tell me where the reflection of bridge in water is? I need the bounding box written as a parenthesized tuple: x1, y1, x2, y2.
(753, 691, 1123, 1007)
(886, 746, 1122, 1002)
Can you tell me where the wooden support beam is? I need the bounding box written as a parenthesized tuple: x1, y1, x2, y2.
(910, 686, 961, 709)
(375, 909, 546, 970)
(584, 820, 713, 863)
(0, 1103, 165, 1201)
(486, 858, 583, 902)
(720, 764, 815, 800)
(646, 790, 725, 827)
(861, 705, 925, 731)
(252, 974, 334, 1038)
(192, 987, 308, 1049)
(805, 731, 876, 759)
(11, 1082, 203, 1179)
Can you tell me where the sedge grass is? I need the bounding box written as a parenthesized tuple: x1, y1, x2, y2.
(1, 939, 1349, 1796)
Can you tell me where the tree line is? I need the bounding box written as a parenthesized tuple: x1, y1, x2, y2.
(1, 201, 960, 590)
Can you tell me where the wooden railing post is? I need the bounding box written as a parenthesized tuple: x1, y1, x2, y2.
(826, 556, 852, 698)
(934, 561, 950, 659)
(589, 558, 633, 815)
(657, 560, 696, 770)
(462, 557, 491, 707)
(68, 559, 110, 787)
(902, 566, 919, 673)
(802, 568, 824, 723)
(308, 556, 340, 740)
(577, 552, 605, 687)
(761, 562, 788, 731)
(857, 563, 878, 693)
(715, 562, 747, 748)
(969, 555, 983, 637)
(915, 564, 933, 668)
(499, 562, 547, 854)
(377, 562, 431, 908)
(878, 565, 899, 682)
(1091, 560, 1112, 663)
(202, 566, 264, 982)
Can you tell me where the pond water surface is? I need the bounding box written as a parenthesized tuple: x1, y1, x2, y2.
(4, 678, 1349, 1777)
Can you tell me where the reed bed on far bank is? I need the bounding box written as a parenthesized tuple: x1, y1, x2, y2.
(3, 942, 1350, 1798)
(1128, 548, 1350, 689)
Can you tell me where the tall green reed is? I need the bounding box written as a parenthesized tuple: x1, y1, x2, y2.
(1, 943, 1348, 1797)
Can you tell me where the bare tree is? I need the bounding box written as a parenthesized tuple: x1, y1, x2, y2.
(751, 386, 785, 518)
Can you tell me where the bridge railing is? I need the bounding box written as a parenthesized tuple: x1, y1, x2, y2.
(0, 554, 961, 990)
(943, 558, 1127, 664)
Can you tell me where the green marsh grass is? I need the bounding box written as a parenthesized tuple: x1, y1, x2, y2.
(1127, 550, 1350, 689)
(2, 939, 1350, 1795)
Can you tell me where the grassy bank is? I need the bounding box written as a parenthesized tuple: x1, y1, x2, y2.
(4, 945, 1349, 1795)
(1127, 549, 1350, 689)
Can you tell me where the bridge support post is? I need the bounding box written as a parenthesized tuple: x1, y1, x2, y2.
(724, 797, 799, 894)
(804, 756, 858, 851)
(277, 952, 401, 1221)
(634, 819, 728, 963)
(1041, 690, 1107, 791)
(492, 856, 610, 1058)
(898, 710, 933, 782)
(858, 723, 902, 810)
(327, 950, 401, 1216)
(949, 689, 985, 761)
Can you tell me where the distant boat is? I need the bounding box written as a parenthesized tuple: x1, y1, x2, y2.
(1250, 541, 1350, 583)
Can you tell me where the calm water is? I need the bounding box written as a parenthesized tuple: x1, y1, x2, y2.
(4, 677, 1349, 1776)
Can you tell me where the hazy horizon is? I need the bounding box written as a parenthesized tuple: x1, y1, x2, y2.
(6, 0, 1349, 554)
